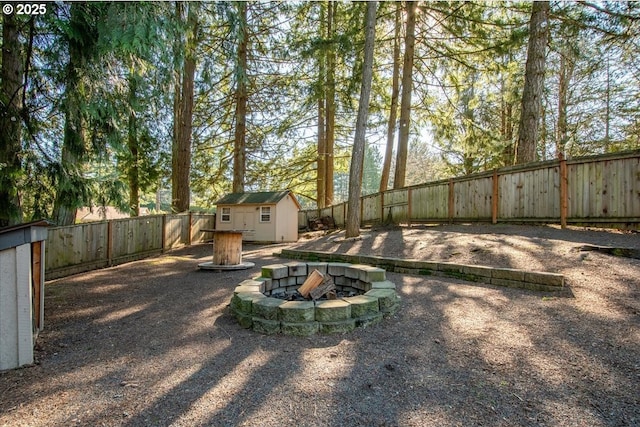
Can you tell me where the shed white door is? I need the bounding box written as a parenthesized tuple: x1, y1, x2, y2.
(233, 208, 255, 239)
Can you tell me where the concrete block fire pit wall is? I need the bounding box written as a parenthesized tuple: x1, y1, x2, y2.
(229, 262, 400, 336)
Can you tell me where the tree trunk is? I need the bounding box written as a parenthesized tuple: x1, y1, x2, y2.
(172, 3, 183, 210)
(317, 101, 326, 208)
(317, 2, 326, 209)
(172, 2, 198, 212)
(0, 12, 24, 226)
(53, 3, 91, 225)
(345, 1, 377, 238)
(393, 1, 416, 189)
(156, 179, 162, 212)
(380, 2, 401, 192)
(500, 54, 515, 166)
(128, 74, 140, 217)
(556, 50, 574, 158)
(233, 1, 248, 194)
(324, 1, 336, 207)
(515, 1, 549, 165)
(604, 56, 611, 152)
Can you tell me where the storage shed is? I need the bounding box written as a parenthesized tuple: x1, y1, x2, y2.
(215, 190, 300, 243)
(0, 220, 49, 370)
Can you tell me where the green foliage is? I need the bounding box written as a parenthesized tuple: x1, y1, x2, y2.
(6, 1, 640, 221)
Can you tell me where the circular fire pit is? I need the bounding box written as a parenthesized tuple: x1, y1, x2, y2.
(230, 262, 400, 336)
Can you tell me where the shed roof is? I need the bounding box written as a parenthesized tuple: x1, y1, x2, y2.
(216, 190, 300, 208)
(0, 220, 50, 252)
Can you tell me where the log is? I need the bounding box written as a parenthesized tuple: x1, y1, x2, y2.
(577, 245, 640, 259)
(309, 276, 336, 300)
(298, 269, 325, 298)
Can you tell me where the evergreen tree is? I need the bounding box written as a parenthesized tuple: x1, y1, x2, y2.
(52, 2, 106, 225)
(172, 2, 199, 212)
(346, 1, 377, 238)
(515, 1, 550, 164)
(380, 2, 402, 192)
(393, 1, 417, 189)
(0, 12, 24, 226)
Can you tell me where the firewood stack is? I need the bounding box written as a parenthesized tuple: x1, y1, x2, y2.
(307, 216, 336, 231)
(298, 270, 337, 300)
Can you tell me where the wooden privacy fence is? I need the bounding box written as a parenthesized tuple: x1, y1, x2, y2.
(299, 150, 640, 230)
(45, 213, 215, 279)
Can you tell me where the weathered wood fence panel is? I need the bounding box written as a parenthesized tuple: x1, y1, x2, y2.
(164, 214, 190, 248)
(567, 155, 640, 221)
(299, 150, 640, 230)
(382, 188, 409, 223)
(298, 210, 318, 229)
(45, 222, 108, 275)
(454, 175, 493, 220)
(411, 182, 449, 221)
(46, 213, 215, 279)
(111, 216, 163, 261)
(362, 194, 380, 224)
(332, 202, 347, 227)
(191, 213, 216, 242)
(498, 163, 560, 220)
(319, 207, 332, 220)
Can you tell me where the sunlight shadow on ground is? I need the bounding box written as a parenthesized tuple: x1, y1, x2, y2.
(171, 349, 275, 425)
(94, 304, 151, 324)
(2, 237, 637, 426)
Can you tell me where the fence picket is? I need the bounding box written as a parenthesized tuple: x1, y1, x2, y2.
(45, 213, 215, 279)
(299, 150, 640, 230)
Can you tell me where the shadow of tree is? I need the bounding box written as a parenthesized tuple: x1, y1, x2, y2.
(0, 238, 638, 426)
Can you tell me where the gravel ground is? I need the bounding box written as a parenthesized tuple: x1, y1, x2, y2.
(1, 223, 638, 427)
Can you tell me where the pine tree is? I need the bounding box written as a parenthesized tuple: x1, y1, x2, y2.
(232, 1, 248, 194)
(346, 1, 377, 238)
(515, 1, 550, 164)
(393, 1, 417, 189)
(172, 2, 199, 212)
(0, 12, 24, 226)
(52, 2, 105, 225)
(380, 2, 401, 192)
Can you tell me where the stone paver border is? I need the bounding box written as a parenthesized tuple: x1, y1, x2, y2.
(229, 262, 400, 336)
(278, 249, 565, 293)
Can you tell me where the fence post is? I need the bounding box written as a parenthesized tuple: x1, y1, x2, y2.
(161, 214, 167, 253)
(188, 211, 193, 246)
(492, 169, 499, 224)
(380, 191, 385, 224)
(343, 202, 347, 227)
(407, 187, 412, 226)
(448, 179, 455, 224)
(107, 220, 114, 266)
(559, 155, 568, 228)
(360, 196, 364, 227)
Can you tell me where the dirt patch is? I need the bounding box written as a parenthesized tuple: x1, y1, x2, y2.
(1, 224, 638, 426)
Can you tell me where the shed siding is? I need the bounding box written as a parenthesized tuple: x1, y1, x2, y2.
(275, 195, 299, 242)
(0, 244, 34, 370)
(215, 191, 299, 243)
(216, 199, 299, 242)
(217, 204, 275, 242)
